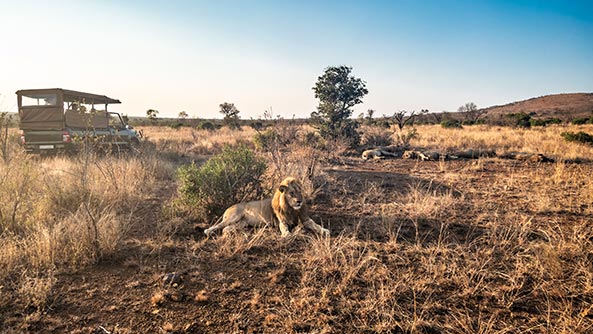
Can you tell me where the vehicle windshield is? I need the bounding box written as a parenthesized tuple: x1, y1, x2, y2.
(109, 113, 124, 128)
(22, 93, 58, 106)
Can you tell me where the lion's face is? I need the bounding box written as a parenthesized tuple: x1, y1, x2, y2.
(279, 181, 304, 210)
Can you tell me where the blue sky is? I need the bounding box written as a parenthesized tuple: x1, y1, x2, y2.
(0, 0, 591, 118)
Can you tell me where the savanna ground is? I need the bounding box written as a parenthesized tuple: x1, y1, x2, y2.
(1, 123, 593, 333)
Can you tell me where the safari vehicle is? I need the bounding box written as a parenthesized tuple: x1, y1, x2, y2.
(16, 88, 141, 153)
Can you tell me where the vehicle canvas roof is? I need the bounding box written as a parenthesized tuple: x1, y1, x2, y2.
(16, 88, 121, 105)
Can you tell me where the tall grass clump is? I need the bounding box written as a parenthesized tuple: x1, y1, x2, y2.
(0, 140, 168, 311)
(359, 125, 394, 147)
(252, 121, 327, 200)
(175, 145, 267, 221)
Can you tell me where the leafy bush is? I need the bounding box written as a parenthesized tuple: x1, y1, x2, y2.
(530, 118, 561, 127)
(561, 131, 593, 145)
(250, 121, 264, 131)
(169, 122, 184, 129)
(547, 118, 562, 125)
(507, 112, 532, 128)
(440, 120, 463, 129)
(571, 117, 591, 125)
(197, 121, 216, 131)
(175, 145, 267, 220)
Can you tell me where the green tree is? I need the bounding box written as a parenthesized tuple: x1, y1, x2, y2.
(311, 65, 368, 146)
(146, 109, 159, 124)
(219, 102, 241, 129)
(178, 111, 189, 121)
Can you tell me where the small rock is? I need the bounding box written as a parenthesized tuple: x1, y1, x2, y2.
(162, 272, 183, 287)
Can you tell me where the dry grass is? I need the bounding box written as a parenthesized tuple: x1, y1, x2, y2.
(412, 124, 593, 160)
(2, 122, 593, 333)
(201, 124, 592, 333)
(141, 125, 256, 157)
(0, 144, 172, 311)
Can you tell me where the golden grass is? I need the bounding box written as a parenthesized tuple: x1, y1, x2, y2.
(0, 146, 171, 310)
(412, 124, 593, 160)
(140, 125, 257, 157)
(2, 122, 593, 332)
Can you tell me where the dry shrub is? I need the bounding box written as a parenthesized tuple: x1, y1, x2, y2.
(252, 123, 328, 200)
(0, 141, 168, 310)
(401, 183, 458, 221)
(17, 272, 57, 310)
(393, 126, 419, 148)
(253, 118, 299, 152)
(210, 225, 275, 258)
(262, 143, 325, 200)
(321, 136, 351, 160)
(524, 162, 593, 215)
(300, 234, 380, 294)
(359, 125, 393, 147)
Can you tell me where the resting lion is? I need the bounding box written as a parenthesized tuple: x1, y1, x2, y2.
(203, 177, 330, 237)
(362, 146, 403, 160)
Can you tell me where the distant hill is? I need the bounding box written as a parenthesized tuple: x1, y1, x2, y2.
(482, 93, 593, 121)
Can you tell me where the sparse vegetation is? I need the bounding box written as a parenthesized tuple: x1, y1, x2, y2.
(2, 122, 593, 333)
(0, 144, 171, 316)
(390, 109, 427, 147)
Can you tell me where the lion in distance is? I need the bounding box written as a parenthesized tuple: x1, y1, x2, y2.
(204, 177, 330, 237)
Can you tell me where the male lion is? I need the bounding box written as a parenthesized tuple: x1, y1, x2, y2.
(203, 177, 330, 237)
